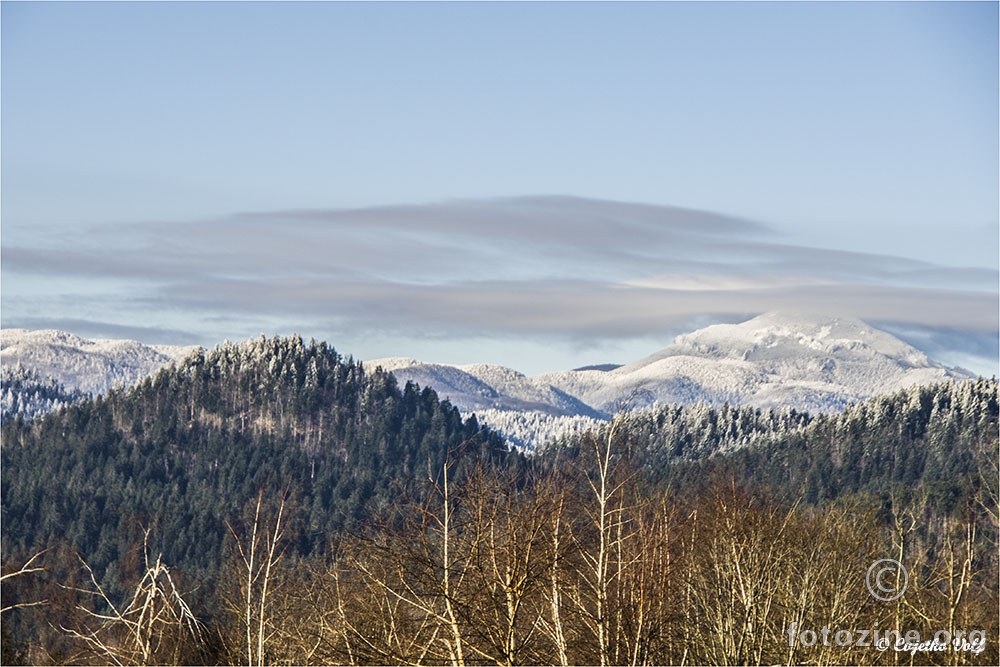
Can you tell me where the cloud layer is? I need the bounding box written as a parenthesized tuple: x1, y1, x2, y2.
(2, 196, 996, 371)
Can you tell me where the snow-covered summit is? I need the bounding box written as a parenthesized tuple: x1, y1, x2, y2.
(556, 312, 973, 414)
(630, 312, 931, 370)
(363, 357, 602, 418)
(1, 328, 198, 395)
(365, 357, 428, 373)
(365, 357, 501, 406)
(367, 313, 975, 446)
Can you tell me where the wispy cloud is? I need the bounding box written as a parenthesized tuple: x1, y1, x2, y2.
(2, 196, 996, 365)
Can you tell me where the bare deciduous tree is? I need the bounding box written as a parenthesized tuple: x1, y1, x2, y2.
(1, 548, 48, 614)
(61, 532, 203, 666)
(223, 487, 289, 667)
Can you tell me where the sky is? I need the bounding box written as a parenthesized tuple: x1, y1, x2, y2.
(2, 1, 998, 377)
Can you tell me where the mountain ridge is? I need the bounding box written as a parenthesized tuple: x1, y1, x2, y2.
(369, 312, 973, 415)
(0, 313, 977, 446)
(362, 312, 974, 446)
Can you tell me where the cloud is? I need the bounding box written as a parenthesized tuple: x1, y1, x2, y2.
(870, 321, 1000, 374)
(141, 276, 995, 338)
(7, 196, 780, 285)
(2, 196, 997, 363)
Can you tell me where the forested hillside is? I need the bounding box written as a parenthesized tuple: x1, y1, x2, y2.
(659, 378, 999, 510)
(1, 337, 996, 665)
(1, 336, 511, 624)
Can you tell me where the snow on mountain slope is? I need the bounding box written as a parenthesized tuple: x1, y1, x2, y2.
(542, 312, 974, 414)
(364, 358, 603, 418)
(455, 363, 604, 417)
(366, 313, 975, 446)
(364, 357, 502, 409)
(0, 329, 198, 395)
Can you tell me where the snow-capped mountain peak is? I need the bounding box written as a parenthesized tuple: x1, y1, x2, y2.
(592, 312, 969, 414)
(627, 312, 933, 370)
(365, 313, 973, 446)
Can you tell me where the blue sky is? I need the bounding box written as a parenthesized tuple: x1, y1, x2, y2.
(2, 1, 998, 376)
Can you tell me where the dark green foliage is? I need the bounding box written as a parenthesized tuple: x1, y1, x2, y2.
(537, 378, 997, 528)
(652, 378, 998, 514)
(620, 400, 813, 463)
(1, 336, 511, 592)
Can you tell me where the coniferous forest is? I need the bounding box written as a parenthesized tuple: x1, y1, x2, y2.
(1, 336, 997, 665)
(1, 367, 88, 425)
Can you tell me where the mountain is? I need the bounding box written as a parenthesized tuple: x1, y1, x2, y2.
(2, 314, 976, 447)
(541, 312, 975, 414)
(366, 313, 974, 446)
(364, 357, 604, 418)
(4, 334, 994, 666)
(0, 329, 197, 395)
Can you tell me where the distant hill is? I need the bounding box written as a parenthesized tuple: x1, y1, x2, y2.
(365, 358, 605, 419)
(0, 329, 197, 395)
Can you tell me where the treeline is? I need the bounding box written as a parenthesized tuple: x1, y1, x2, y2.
(1, 336, 997, 665)
(547, 400, 814, 463)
